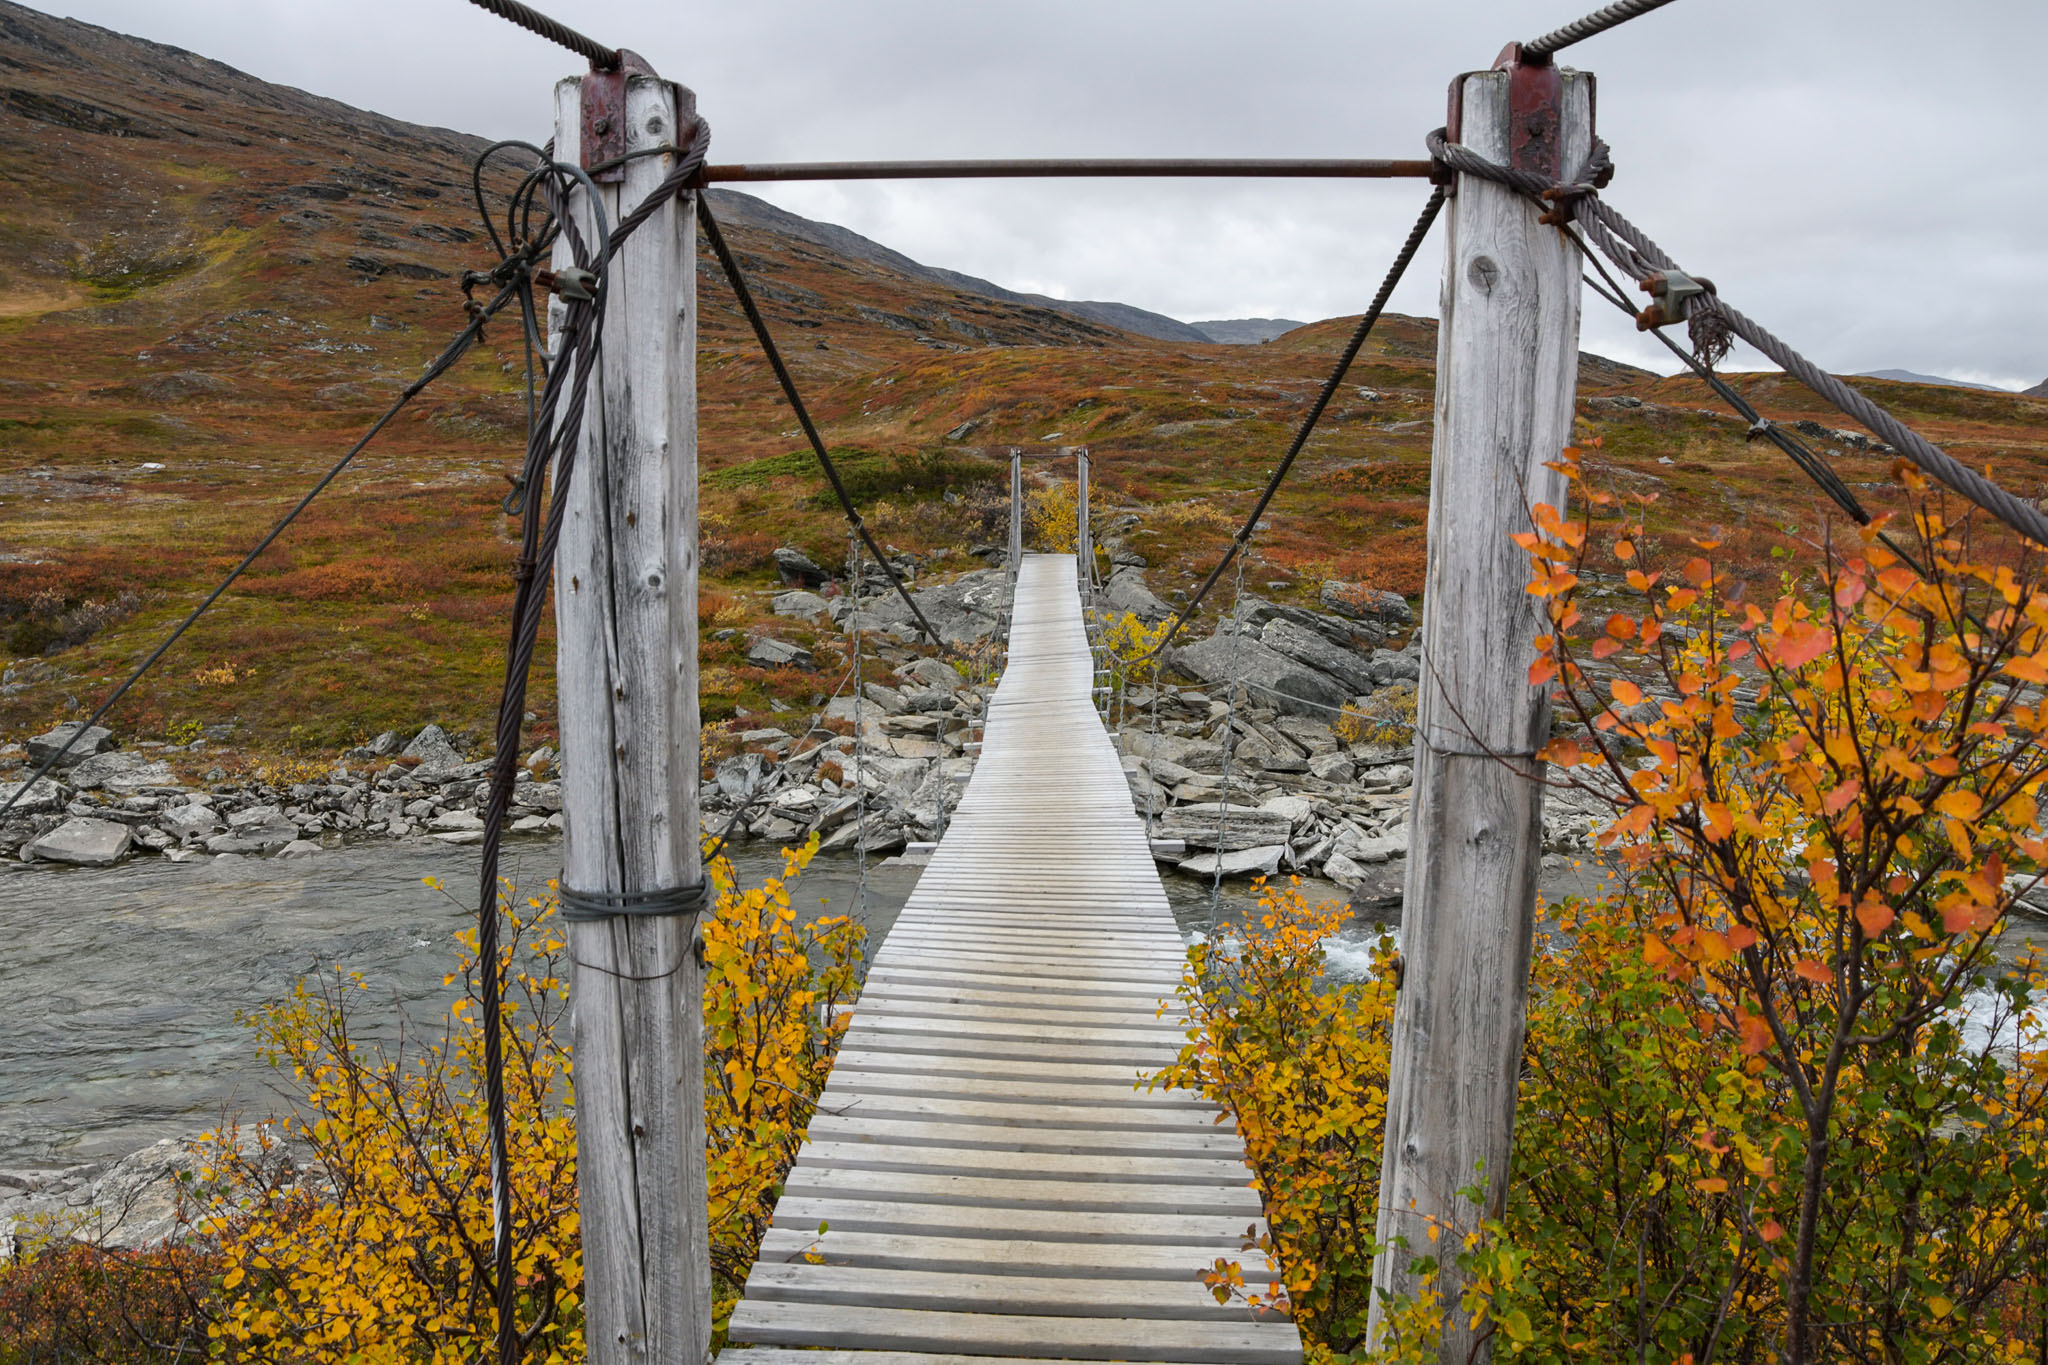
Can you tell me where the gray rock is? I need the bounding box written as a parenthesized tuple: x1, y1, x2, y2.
(1101, 566, 1174, 624)
(432, 829, 486, 845)
(740, 727, 796, 749)
(429, 810, 485, 833)
(1309, 753, 1357, 783)
(277, 839, 323, 858)
(1171, 631, 1349, 718)
(26, 723, 114, 768)
(715, 753, 768, 802)
(896, 656, 963, 693)
(1260, 618, 1377, 694)
(773, 546, 830, 588)
(159, 803, 221, 838)
(26, 817, 133, 866)
(863, 682, 909, 715)
(513, 780, 562, 812)
(510, 814, 552, 834)
(1321, 581, 1413, 626)
(1323, 850, 1373, 891)
(403, 724, 466, 776)
(1367, 651, 1421, 686)
(1161, 802, 1293, 852)
(841, 752, 927, 801)
(817, 815, 907, 855)
(748, 638, 816, 670)
(771, 590, 831, 620)
(228, 804, 285, 830)
(66, 751, 175, 793)
(1179, 844, 1288, 880)
(1260, 795, 1316, 829)
(205, 822, 298, 856)
(1, 777, 63, 815)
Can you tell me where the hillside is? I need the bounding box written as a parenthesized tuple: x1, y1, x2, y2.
(2, 0, 2047, 768)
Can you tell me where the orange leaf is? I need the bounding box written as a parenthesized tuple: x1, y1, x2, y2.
(1614, 539, 1636, 561)
(1611, 679, 1644, 706)
(1793, 958, 1833, 985)
(1725, 924, 1759, 952)
(1739, 1013, 1773, 1056)
(1592, 637, 1624, 660)
(1759, 1219, 1785, 1243)
(1855, 899, 1896, 938)
(1769, 622, 1833, 669)
(1822, 779, 1862, 817)
(1933, 790, 1982, 821)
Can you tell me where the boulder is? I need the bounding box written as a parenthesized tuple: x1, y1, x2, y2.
(66, 751, 175, 793)
(748, 638, 816, 670)
(771, 589, 831, 620)
(1171, 630, 1349, 718)
(1260, 795, 1317, 829)
(773, 546, 830, 588)
(429, 810, 485, 833)
(513, 780, 562, 812)
(1161, 802, 1293, 852)
(1367, 651, 1421, 686)
(159, 803, 222, 838)
(715, 753, 769, 802)
(1309, 753, 1357, 783)
(26, 817, 133, 866)
(1259, 619, 1377, 694)
(1321, 581, 1413, 627)
(896, 656, 963, 693)
(277, 839, 323, 858)
(1178, 844, 1287, 880)
(26, 722, 114, 769)
(1101, 567, 1174, 624)
(1, 776, 64, 815)
(403, 724, 466, 776)
(205, 822, 298, 856)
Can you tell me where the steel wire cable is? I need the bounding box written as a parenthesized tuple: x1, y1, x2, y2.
(0, 282, 521, 823)
(695, 197, 948, 651)
(1428, 126, 2048, 547)
(1135, 186, 1445, 668)
(1524, 0, 1683, 59)
(463, 0, 620, 69)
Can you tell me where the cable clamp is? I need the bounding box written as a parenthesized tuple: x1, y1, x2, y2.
(1745, 418, 1775, 443)
(536, 266, 597, 303)
(1635, 269, 1715, 332)
(559, 879, 711, 924)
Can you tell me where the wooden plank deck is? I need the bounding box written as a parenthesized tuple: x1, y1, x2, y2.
(722, 554, 1301, 1364)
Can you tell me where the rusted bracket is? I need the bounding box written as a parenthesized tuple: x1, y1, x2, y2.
(581, 48, 658, 182)
(1443, 42, 1597, 188)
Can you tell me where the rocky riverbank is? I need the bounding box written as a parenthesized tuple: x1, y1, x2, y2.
(1, 560, 1617, 917)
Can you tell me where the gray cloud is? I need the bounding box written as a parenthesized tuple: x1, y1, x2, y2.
(37, 0, 2048, 385)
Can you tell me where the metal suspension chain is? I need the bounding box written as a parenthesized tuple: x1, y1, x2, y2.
(849, 527, 871, 922)
(1209, 545, 1251, 936)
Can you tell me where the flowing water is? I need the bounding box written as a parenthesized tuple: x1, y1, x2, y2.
(0, 838, 1295, 1169)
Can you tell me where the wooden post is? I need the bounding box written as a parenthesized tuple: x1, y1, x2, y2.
(552, 71, 711, 1364)
(1008, 447, 1024, 580)
(1074, 446, 1092, 600)
(1366, 62, 1590, 1361)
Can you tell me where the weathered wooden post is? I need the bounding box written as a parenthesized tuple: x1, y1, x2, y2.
(1367, 51, 1591, 1361)
(1075, 446, 1092, 599)
(1008, 446, 1024, 580)
(552, 63, 711, 1364)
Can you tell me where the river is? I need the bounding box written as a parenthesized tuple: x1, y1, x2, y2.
(0, 838, 1345, 1169)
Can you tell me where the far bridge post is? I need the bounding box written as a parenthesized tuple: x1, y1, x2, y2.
(551, 64, 712, 1364)
(1368, 50, 1591, 1361)
(1074, 445, 1092, 601)
(1007, 446, 1024, 582)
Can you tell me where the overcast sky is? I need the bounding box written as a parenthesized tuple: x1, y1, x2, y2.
(30, 0, 2048, 387)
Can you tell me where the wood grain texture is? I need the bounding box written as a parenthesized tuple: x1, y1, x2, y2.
(1367, 68, 1591, 1363)
(553, 75, 710, 1365)
(724, 556, 1299, 1362)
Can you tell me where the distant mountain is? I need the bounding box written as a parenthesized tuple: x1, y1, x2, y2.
(2027, 377, 2048, 398)
(1192, 318, 1307, 345)
(707, 191, 1213, 345)
(1858, 369, 2012, 393)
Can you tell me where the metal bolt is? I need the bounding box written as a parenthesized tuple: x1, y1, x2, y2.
(594, 116, 613, 136)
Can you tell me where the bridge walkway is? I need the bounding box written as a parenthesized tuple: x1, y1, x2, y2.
(721, 553, 1301, 1363)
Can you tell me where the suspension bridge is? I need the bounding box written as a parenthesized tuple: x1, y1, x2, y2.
(7, 0, 2036, 1359)
(722, 554, 1300, 1361)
